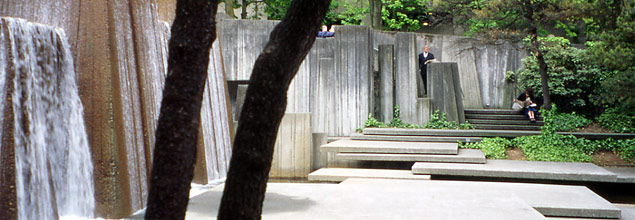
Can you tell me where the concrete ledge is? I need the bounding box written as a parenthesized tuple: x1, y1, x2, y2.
(350, 133, 483, 143)
(341, 178, 621, 219)
(307, 168, 431, 182)
(320, 139, 458, 154)
(363, 128, 635, 139)
(335, 149, 486, 164)
(604, 167, 635, 183)
(412, 160, 619, 183)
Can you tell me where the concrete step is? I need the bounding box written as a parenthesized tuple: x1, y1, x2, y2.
(321, 139, 458, 155)
(350, 133, 483, 143)
(473, 124, 542, 131)
(307, 168, 430, 182)
(363, 128, 539, 137)
(465, 109, 523, 115)
(335, 149, 486, 164)
(340, 178, 622, 219)
(411, 160, 624, 183)
(469, 119, 544, 126)
(466, 114, 543, 121)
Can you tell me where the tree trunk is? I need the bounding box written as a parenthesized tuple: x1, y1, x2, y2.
(369, 0, 382, 29)
(241, 0, 248, 19)
(530, 33, 552, 110)
(217, 0, 331, 219)
(145, 1, 218, 219)
(225, 0, 236, 18)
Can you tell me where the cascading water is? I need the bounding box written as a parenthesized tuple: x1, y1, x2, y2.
(0, 17, 95, 219)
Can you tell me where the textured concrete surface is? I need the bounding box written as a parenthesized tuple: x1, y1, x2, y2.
(341, 178, 621, 219)
(428, 62, 465, 123)
(185, 181, 546, 220)
(335, 149, 486, 164)
(307, 168, 431, 182)
(604, 167, 635, 183)
(412, 160, 620, 182)
(321, 139, 458, 154)
(546, 204, 635, 220)
(363, 128, 635, 139)
(270, 113, 312, 178)
(350, 133, 483, 143)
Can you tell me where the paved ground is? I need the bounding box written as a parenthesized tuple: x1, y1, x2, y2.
(176, 178, 624, 220)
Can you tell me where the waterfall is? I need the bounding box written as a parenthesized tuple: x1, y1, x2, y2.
(0, 17, 95, 219)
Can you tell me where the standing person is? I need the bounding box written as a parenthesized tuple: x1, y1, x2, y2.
(516, 88, 538, 122)
(418, 46, 435, 93)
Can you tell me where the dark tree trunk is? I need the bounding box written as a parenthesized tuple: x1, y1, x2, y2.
(530, 32, 552, 110)
(369, 0, 382, 29)
(241, 0, 248, 19)
(145, 1, 218, 219)
(217, 0, 331, 219)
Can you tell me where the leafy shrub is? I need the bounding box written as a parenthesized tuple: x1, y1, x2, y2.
(591, 68, 635, 115)
(389, 105, 422, 128)
(513, 135, 593, 162)
(424, 110, 474, 130)
(597, 109, 635, 133)
(364, 113, 387, 128)
(550, 112, 592, 132)
(460, 137, 510, 159)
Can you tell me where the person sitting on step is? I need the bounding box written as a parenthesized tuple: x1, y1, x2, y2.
(515, 88, 538, 122)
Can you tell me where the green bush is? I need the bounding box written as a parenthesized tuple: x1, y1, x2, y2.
(460, 137, 510, 159)
(551, 112, 592, 132)
(513, 135, 593, 162)
(389, 105, 422, 128)
(423, 110, 474, 130)
(597, 109, 635, 133)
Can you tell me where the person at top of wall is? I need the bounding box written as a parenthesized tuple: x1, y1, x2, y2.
(516, 88, 538, 122)
(317, 25, 334, 38)
(418, 46, 436, 94)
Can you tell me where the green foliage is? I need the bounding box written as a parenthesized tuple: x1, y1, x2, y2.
(513, 134, 593, 162)
(550, 112, 592, 132)
(264, 0, 341, 25)
(336, 1, 369, 25)
(460, 137, 510, 159)
(381, 0, 429, 31)
(364, 113, 387, 128)
(389, 105, 422, 128)
(516, 36, 601, 112)
(586, 7, 635, 72)
(591, 67, 635, 115)
(423, 110, 474, 130)
(597, 108, 635, 133)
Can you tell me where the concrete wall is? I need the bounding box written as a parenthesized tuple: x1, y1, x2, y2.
(219, 20, 527, 135)
(270, 113, 312, 179)
(1, 1, 234, 218)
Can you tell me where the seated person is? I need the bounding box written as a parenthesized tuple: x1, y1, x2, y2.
(317, 25, 334, 38)
(514, 88, 538, 122)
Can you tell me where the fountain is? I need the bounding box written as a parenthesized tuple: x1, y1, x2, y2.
(0, 17, 95, 219)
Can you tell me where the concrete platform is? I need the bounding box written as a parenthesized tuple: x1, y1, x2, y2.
(185, 181, 546, 219)
(604, 167, 635, 183)
(320, 139, 458, 154)
(362, 128, 635, 140)
(341, 178, 621, 219)
(412, 160, 621, 183)
(335, 149, 486, 164)
(307, 168, 431, 182)
(350, 133, 483, 143)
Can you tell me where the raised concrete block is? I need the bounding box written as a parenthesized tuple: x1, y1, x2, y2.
(335, 149, 486, 164)
(307, 168, 431, 182)
(350, 133, 483, 143)
(321, 139, 458, 154)
(270, 113, 312, 178)
(341, 178, 621, 219)
(363, 127, 540, 137)
(412, 160, 619, 182)
(427, 62, 465, 123)
(186, 181, 546, 220)
(604, 167, 635, 184)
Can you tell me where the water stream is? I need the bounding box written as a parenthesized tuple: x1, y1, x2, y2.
(1, 17, 95, 219)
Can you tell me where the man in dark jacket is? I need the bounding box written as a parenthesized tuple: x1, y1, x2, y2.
(418, 46, 435, 94)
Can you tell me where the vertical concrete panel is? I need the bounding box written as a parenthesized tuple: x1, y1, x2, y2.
(378, 44, 395, 124)
(395, 32, 419, 124)
(428, 63, 463, 123)
(270, 113, 312, 178)
(311, 133, 328, 171)
(441, 36, 483, 109)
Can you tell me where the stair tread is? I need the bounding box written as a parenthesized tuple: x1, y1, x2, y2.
(321, 139, 458, 154)
(335, 149, 486, 164)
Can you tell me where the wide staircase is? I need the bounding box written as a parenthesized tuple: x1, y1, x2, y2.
(465, 109, 543, 130)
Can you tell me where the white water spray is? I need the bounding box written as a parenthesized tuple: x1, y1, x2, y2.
(0, 17, 95, 220)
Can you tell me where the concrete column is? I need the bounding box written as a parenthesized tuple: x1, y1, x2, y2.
(428, 62, 465, 123)
(378, 44, 395, 124)
(311, 133, 328, 171)
(395, 33, 419, 125)
(270, 113, 312, 179)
